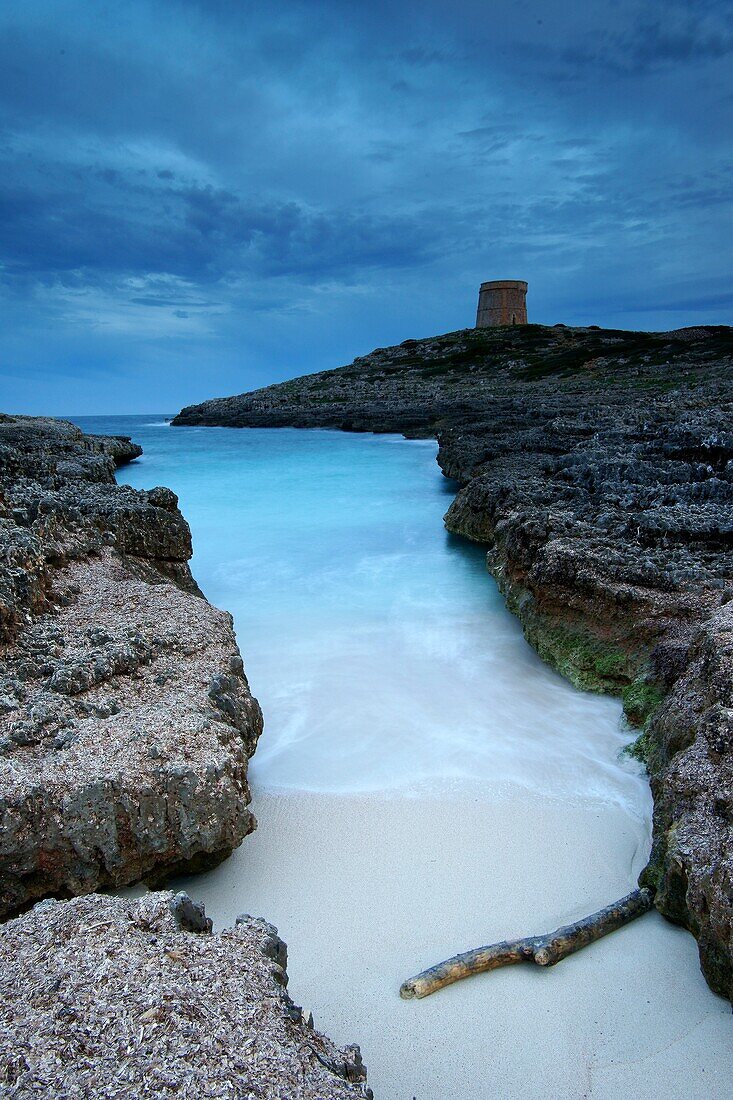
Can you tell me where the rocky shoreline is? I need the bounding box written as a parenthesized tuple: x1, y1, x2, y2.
(0, 414, 369, 1096)
(0, 890, 369, 1097)
(174, 321, 733, 1002)
(0, 414, 263, 914)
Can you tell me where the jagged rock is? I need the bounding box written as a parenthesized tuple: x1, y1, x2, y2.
(0, 415, 263, 916)
(168, 890, 212, 932)
(171, 322, 733, 1003)
(0, 891, 370, 1098)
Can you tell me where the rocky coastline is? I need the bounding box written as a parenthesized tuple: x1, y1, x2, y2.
(174, 321, 733, 1002)
(0, 414, 369, 1096)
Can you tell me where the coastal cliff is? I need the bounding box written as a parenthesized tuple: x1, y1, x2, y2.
(0, 415, 263, 914)
(173, 322, 733, 1001)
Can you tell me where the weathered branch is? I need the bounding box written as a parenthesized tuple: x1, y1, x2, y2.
(400, 887, 654, 1000)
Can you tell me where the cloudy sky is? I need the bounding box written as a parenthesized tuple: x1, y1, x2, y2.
(2, 0, 732, 414)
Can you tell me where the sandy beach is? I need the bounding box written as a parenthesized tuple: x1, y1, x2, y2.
(175, 784, 733, 1099)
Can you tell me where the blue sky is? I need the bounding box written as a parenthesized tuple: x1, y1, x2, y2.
(1, 0, 732, 414)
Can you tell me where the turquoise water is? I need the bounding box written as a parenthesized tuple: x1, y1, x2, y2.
(75, 415, 647, 809)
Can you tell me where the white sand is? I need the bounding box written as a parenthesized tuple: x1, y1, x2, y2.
(175, 783, 733, 1100)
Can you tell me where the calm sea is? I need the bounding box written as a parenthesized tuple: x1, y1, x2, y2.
(73, 414, 646, 810)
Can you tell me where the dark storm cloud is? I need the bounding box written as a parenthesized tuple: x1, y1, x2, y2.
(558, 14, 733, 77)
(0, 0, 731, 413)
(0, 156, 438, 290)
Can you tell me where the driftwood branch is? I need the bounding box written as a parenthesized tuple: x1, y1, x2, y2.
(400, 887, 653, 1000)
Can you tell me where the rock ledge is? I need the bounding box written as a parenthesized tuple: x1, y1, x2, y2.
(0, 415, 263, 916)
(0, 891, 370, 1098)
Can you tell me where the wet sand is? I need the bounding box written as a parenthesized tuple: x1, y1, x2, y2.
(175, 785, 733, 1100)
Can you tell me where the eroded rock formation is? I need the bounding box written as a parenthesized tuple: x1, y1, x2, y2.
(0, 415, 263, 915)
(173, 322, 733, 1001)
(0, 891, 369, 1098)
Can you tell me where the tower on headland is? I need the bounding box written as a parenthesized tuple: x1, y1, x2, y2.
(475, 280, 528, 327)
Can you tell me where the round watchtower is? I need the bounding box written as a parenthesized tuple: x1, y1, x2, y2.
(475, 280, 528, 327)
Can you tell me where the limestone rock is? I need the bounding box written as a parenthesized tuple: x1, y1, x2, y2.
(0, 891, 370, 1098)
(0, 415, 262, 916)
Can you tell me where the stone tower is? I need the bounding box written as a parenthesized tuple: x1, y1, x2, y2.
(475, 280, 528, 327)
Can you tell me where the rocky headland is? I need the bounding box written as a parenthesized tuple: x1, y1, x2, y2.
(174, 321, 733, 1002)
(0, 414, 369, 1097)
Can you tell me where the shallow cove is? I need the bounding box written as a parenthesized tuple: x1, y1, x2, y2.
(79, 416, 733, 1099)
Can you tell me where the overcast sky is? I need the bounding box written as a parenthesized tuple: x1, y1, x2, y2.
(2, 0, 732, 414)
